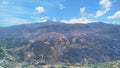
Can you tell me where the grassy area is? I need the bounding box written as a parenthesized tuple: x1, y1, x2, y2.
(0, 60, 120, 68)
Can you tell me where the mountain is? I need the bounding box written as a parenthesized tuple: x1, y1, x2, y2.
(0, 21, 120, 66)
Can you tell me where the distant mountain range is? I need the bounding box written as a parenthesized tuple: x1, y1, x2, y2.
(0, 21, 120, 65)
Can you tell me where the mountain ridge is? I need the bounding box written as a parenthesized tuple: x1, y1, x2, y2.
(0, 21, 120, 65)
(1, 21, 119, 28)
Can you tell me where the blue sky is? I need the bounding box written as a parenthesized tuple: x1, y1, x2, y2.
(0, 0, 120, 27)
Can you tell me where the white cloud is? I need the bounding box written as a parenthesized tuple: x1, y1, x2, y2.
(95, 9, 108, 17)
(33, 6, 45, 14)
(95, 0, 112, 18)
(35, 16, 48, 22)
(52, 17, 57, 22)
(100, 0, 111, 9)
(107, 10, 120, 19)
(59, 4, 66, 10)
(111, 21, 120, 24)
(80, 7, 85, 14)
(79, 7, 95, 18)
(61, 17, 97, 24)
